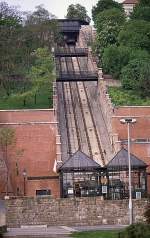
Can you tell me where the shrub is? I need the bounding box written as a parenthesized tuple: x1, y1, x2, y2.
(119, 223, 150, 238)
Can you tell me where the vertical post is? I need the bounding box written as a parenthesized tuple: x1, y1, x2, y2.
(22, 169, 27, 196)
(120, 118, 136, 224)
(23, 176, 26, 196)
(127, 122, 133, 225)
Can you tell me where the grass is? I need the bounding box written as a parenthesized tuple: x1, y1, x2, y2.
(0, 85, 53, 110)
(71, 230, 119, 238)
(108, 87, 150, 106)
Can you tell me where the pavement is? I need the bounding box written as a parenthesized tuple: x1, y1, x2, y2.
(4, 225, 128, 237)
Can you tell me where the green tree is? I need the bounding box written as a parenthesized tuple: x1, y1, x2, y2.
(102, 45, 149, 79)
(121, 58, 150, 97)
(0, 127, 16, 195)
(131, 0, 150, 22)
(102, 45, 130, 79)
(139, 0, 150, 6)
(0, 2, 25, 96)
(92, 0, 123, 23)
(95, 8, 125, 53)
(95, 8, 125, 33)
(25, 5, 59, 50)
(66, 4, 90, 22)
(118, 20, 150, 52)
(0, 2, 58, 105)
(16, 47, 54, 105)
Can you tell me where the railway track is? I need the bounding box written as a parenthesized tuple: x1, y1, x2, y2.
(61, 51, 104, 164)
(67, 57, 92, 157)
(60, 57, 79, 155)
(72, 57, 105, 166)
(57, 43, 111, 165)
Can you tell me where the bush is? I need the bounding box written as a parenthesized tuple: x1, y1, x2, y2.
(121, 58, 150, 97)
(102, 45, 149, 80)
(108, 87, 150, 106)
(119, 223, 150, 238)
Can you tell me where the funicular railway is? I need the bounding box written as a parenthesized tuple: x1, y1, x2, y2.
(55, 19, 107, 198)
(55, 20, 147, 199)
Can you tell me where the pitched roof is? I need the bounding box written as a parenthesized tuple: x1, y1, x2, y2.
(59, 150, 101, 172)
(122, 0, 138, 4)
(107, 148, 147, 170)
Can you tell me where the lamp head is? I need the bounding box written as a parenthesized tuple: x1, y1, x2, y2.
(120, 118, 136, 124)
(22, 169, 27, 177)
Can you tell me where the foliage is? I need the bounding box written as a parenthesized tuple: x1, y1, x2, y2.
(71, 230, 118, 238)
(0, 1, 22, 26)
(0, 128, 15, 148)
(95, 8, 125, 32)
(66, 4, 90, 22)
(108, 87, 150, 106)
(92, 0, 150, 98)
(0, 2, 57, 108)
(118, 20, 150, 53)
(139, 0, 150, 6)
(102, 45, 130, 79)
(0, 84, 52, 109)
(121, 58, 150, 97)
(131, 6, 150, 21)
(28, 47, 54, 91)
(25, 5, 59, 50)
(119, 223, 150, 238)
(92, 0, 123, 24)
(102, 45, 149, 79)
(95, 8, 125, 53)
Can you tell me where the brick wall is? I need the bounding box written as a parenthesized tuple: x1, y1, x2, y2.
(0, 110, 60, 198)
(98, 76, 150, 192)
(5, 197, 149, 227)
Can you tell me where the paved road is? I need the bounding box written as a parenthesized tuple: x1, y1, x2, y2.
(4, 225, 127, 237)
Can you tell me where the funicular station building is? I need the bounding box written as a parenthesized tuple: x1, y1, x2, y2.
(55, 19, 148, 200)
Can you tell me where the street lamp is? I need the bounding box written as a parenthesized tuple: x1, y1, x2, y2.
(120, 118, 136, 225)
(22, 169, 27, 196)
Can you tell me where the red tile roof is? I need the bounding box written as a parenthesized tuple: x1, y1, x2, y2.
(122, 0, 138, 4)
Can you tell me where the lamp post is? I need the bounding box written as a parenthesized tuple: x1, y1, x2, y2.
(22, 169, 27, 196)
(120, 118, 136, 225)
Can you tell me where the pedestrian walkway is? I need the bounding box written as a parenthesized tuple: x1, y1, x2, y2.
(4, 225, 127, 237)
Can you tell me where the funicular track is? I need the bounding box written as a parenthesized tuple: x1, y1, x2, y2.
(59, 54, 84, 156)
(66, 57, 92, 158)
(76, 57, 105, 166)
(78, 30, 113, 162)
(71, 56, 105, 166)
(56, 39, 111, 165)
(58, 51, 105, 166)
(57, 59, 71, 160)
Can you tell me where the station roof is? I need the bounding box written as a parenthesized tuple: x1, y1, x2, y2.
(58, 19, 89, 25)
(107, 148, 147, 170)
(59, 150, 101, 172)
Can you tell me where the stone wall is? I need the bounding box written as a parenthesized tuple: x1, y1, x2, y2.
(5, 197, 148, 227)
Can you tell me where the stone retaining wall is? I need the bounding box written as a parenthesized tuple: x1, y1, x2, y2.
(5, 197, 148, 227)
